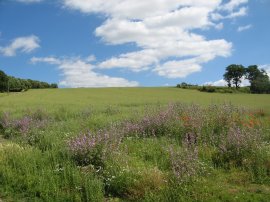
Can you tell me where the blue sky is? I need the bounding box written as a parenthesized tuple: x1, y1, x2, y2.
(0, 0, 270, 87)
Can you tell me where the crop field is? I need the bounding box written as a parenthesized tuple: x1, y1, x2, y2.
(0, 88, 270, 201)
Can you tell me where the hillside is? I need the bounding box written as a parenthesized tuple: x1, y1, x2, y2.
(0, 88, 269, 201)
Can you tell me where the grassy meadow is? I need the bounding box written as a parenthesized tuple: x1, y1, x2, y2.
(0, 88, 270, 201)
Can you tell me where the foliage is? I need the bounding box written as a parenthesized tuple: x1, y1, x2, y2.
(0, 69, 58, 92)
(223, 64, 246, 88)
(245, 66, 270, 94)
(250, 75, 270, 94)
(199, 85, 216, 93)
(245, 65, 263, 82)
(176, 82, 199, 89)
(8, 76, 58, 92)
(222, 64, 270, 94)
(198, 86, 251, 94)
(0, 70, 8, 92)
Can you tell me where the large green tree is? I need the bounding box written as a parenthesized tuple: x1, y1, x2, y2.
(1, 70, 58, 92)
(0, 70, 8, 92)
(223, 64, 245, 88)
(245, 65, 261, 82)
(246, 65, 270, 93)
(250, 75, 270, 94)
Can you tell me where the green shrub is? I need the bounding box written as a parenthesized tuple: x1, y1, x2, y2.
(199, 86, 216, 93)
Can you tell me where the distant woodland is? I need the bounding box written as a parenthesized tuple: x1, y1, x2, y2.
(0, 70, 58, 92)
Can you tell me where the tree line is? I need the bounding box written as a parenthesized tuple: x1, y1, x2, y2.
(0, 70, 58, 93)
(224, 64, 270, 94)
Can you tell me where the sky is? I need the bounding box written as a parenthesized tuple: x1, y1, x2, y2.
(0, 0, 270, 88)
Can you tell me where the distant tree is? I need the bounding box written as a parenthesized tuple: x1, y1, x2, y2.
(223, 72, 233, 88)
(1, 70, 57, 92)
(0, 70, 8, 92)
(245, 65, 261, 82)
(50, 83, 58, 88)
(8, 76, 23, 92)
(250, 75, 270, 94)
(23, 79, 31, 89)
(245, 66, 270, 94)
(223, 64, 245, 88)
(177, 82, 188, 88)
(176, 82, 198, 89)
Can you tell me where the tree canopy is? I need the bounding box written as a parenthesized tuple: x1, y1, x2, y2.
(246, 66, 270, 94)
(224, 64, 270, 94)
(223, 64, 245, 88)
(0, 69, 58, 93)
(0, 70, 8, 92)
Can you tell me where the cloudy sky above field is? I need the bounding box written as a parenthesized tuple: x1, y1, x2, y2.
(0, 0, 269, 87)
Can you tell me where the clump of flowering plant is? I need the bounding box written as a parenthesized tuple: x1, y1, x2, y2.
(0, 111, 49, 142)
(212, 125, 261, 168)
(169, 133, 199, 183)
(123, 103, 180, 137)
(68, 128, 123, 167)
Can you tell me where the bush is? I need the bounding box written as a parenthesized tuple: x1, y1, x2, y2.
(122, 103, 183, 138)
(0, 111, 48, 141)
(250, 76, 270, 94)
(212, 126, 261, 168)
(199, 86, 216, 93)
(176, 82, 199, 89)
(169, 143, 199, 183)
(67, 128, 123, 167)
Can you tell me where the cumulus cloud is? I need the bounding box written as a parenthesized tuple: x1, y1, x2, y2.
(62, 0, 248, 78)
(237, 24, 252, 32)
(212, 6, 248, 20)
(259, 64, 270, 76)
(226, 7, 248, 18)
(204, 78, 250, 87)
(215, 23, 224, 30)
(154, 60, 202, 78)
(220, 0, 248, 11)
(31, 56, 139, 88)
(204, 79, 227, 86)
(0, 35, 40, 57)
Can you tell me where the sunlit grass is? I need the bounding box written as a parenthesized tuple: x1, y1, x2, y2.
(0, 88, 269, 201)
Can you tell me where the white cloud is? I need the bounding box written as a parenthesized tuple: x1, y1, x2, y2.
(204, 79, 227, 86)
(259, 64, 270, 76)
(204, 78, 250, 87)
(16, 0, 43, 3)
(99, 49, 159, 72)
(220, 0, 248, 11)
(215, 23, 224, 30)
(226, 7, 248, 18)
(62, 0, 248, 78)
(31, 56, 139, 88)
(237, 24, 252, 32)
(154, 59, 202, 78)
(31, 57, 61, 65)
(0, 35, 40, 57)
(63, 0, 222, 19)
(212, 6, 248, 20)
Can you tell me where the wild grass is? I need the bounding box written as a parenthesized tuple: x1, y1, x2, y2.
(0, 88, 269, 201)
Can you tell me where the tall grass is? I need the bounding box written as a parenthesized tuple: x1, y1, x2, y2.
(0, 89, 269, 201)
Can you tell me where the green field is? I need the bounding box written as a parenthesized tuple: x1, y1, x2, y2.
(0, 88, 270, 201)
(1, 88, 270, 113)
